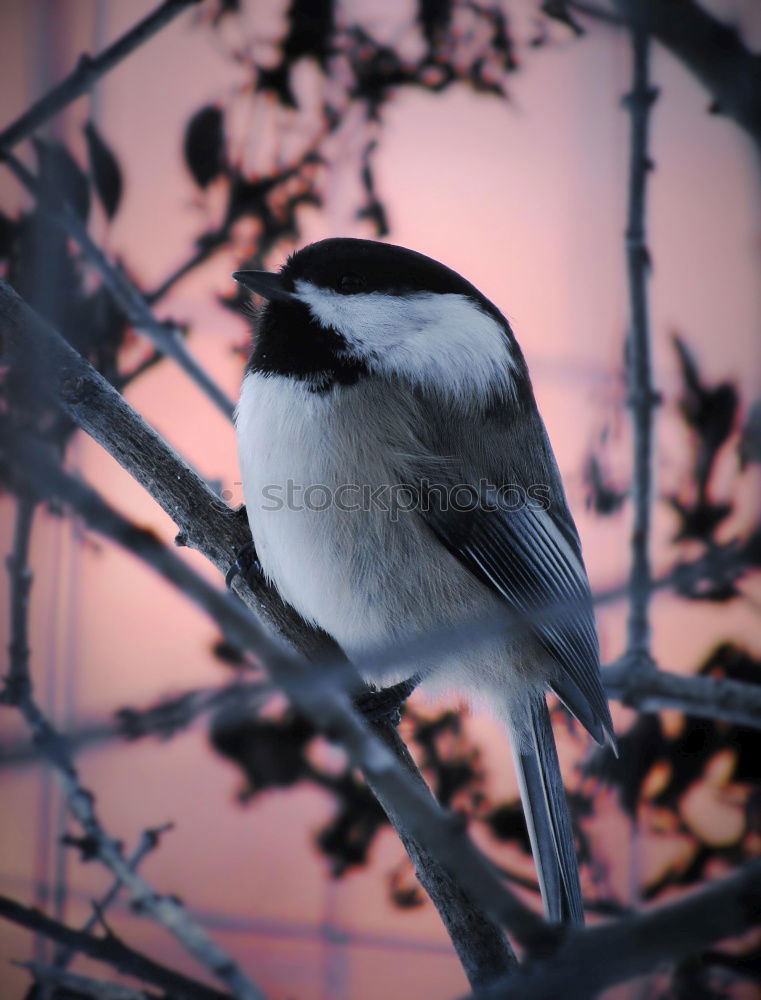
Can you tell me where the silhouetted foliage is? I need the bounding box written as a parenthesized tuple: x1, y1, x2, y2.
(84, 121, 123, 220)
(584, 453, 627, 516)
(183, 105, 226, 189)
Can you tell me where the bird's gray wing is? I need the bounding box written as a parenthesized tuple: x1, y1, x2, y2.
(421, 487, 615, 747)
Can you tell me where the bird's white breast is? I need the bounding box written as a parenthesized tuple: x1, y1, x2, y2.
(235, 371, 498, 683)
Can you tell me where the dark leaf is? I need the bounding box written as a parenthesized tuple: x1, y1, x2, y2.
(486, 801, 531, 852)
(357, 199, 389, 237)
(699, 642, 761, 687)
(183, 105, 226, 188)
(668, 495, 732, 544)
(674, 335, 738, 492)
(487, 6, 518, 71)
(541, 0, 585, 36)
(389, 863, 425, 908)
(417, 0, 453, 51)
(584, 453, 627, 516)
(84, 121, 123, 219)
(34, 138, 91, 222)
(315, 778, 388, 875)
(282, 0, 334, 68)
(468, 58, 506, 97)
(210, 708, 314, 793)
(255, 64, 298, 108)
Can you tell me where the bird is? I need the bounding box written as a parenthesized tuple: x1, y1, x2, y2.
(233, 237, 616, 925)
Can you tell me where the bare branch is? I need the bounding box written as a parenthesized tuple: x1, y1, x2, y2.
(605, 656, 761, 729)
(53, 823, 175, 970)
(0, 0, 202, 153)
(0, 678, 272, 768)
(623, 28, 659, 667)
(0, 895, 231, 1000)
(467, 859, 761, 999)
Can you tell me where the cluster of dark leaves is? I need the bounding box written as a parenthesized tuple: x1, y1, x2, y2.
(178, 102, 324, 308)
(0, 126, 138, 499)
(180, 1, 528, 293)
(585, 337, 761, 595)
(209, 704, 387, 878)
(207, 698, 517, 897)
(195, 0, 532, 244)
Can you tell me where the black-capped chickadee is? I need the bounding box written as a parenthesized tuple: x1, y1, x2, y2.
(233, 238, 615, 926)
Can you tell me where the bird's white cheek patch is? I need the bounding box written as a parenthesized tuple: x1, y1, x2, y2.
(294, 281, 516, 405)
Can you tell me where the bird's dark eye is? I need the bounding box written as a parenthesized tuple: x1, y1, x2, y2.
(339, 273, 367, 294)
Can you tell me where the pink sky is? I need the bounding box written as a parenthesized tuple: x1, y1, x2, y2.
(1, 1, 761, 998)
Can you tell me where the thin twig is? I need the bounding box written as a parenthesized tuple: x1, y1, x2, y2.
(0, 680, 271, 768)
(0, 0, 202, 153)
(3, 153, 235, 419)
(0, 895, 231, 1000)
(53, 823, 175, 970)
(623, 27, 658, 667)
(2, 429, 260, 667)
(3, 497, 36, 705)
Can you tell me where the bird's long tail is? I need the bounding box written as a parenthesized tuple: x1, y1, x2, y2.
(506, 694, 584, 925)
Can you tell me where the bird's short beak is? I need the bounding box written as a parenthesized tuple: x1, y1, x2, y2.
(233, 270, 295, 302)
